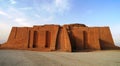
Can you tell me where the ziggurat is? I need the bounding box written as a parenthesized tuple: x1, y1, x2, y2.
(0, 24, 119, 52)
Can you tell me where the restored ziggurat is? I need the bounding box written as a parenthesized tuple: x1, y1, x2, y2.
(0, 24, 119, 52)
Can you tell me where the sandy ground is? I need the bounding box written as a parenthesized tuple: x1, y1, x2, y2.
(0, 50, 120, 66)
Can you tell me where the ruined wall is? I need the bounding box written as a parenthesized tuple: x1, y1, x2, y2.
(87, 28, 101, 50)
(56, 26, 71, 52)
(33, 30, 46, 48)
(7, 27, 17, 42)
(0, 24, 118, 52)
(73, 27, 88, 49)
(38, 25, 59, 50)
(56, 27, 63, 50)
(62, 26, 71, 52)
(15, 27, 29, 48)
(69, 27, 101, 50)
(29, 30, 34, 48)
(1, 27, 30, 49)
(99, 27, 116, 49)
(28, 25, 59, 51)
(71, 29, 84, 50)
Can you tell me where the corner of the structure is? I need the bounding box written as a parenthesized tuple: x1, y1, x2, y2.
(7, 27, 17, 42)
(99, 26, 117, 50)
(1, 27, 30, 49)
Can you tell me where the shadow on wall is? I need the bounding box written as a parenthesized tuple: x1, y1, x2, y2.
(70, 37, 83, 51)
(99, 39, 117, 50)
(0, 24, 120, 52)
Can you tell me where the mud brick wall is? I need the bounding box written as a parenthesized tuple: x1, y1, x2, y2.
(99, 27, 115, 49)
(1, 24, 117, 51)
(1, 27, 29, 49)
(71, 29, 84, 50)
(62, 26, 71, 52)
(87, 28, 101, 50)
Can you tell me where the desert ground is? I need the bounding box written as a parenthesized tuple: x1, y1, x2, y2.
(0, 50, 120, 66)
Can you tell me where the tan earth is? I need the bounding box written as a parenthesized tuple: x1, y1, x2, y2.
(0, 50, 120, 66)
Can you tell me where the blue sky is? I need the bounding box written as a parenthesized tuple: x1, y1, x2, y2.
(0, 0, 120, 46)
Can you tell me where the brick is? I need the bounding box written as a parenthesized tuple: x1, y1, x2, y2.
(1, 24, 118, 51)
(71, 29, 84, 50)
(99, 27, 116, 49)
(86, 28, 101, 50)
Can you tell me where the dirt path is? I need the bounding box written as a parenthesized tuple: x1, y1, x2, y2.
(0, 50, 120, 66)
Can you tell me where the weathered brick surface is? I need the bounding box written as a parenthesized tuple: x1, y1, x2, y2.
(7, 27, 17, 42)
(87, 28, 101, 50)
(1, 27, 29, 49)
(35, 30, 46, 48)
(71, 29, 84, 50)
(29, 30, 34, 48)
(1, 24, 118, 52)
(62, 26, 71, 52)
(99, 27, 116, 49)
(56, 27, 64, 50)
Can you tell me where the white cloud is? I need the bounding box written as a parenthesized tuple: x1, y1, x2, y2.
(15, 18, 25, 22)
(0, 10, 11, 18)
(34, 14, 41, 18)
(0, 10, 7, 15)
(0, 0, 71, 43)
(34, 0, 70, 14)
(34, 15, 57, 24)
(54, 0, 70, 12)
(31, 0, 71, 25)
(5, 7, 32, 26)
(41, 16, 54, 23)
(7, 7, 25, 18)
(14, 18, 32, 26)
(9, 0, 16, 4)
(0, 23, 11, 43)
(0, 7, 32, 43)
(19, 7, 32, 10)
(113, 34, 120, 47)
(110, 24, 120, 47)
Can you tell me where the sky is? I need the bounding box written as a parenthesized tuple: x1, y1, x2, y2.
(0, 0, 120, 46)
